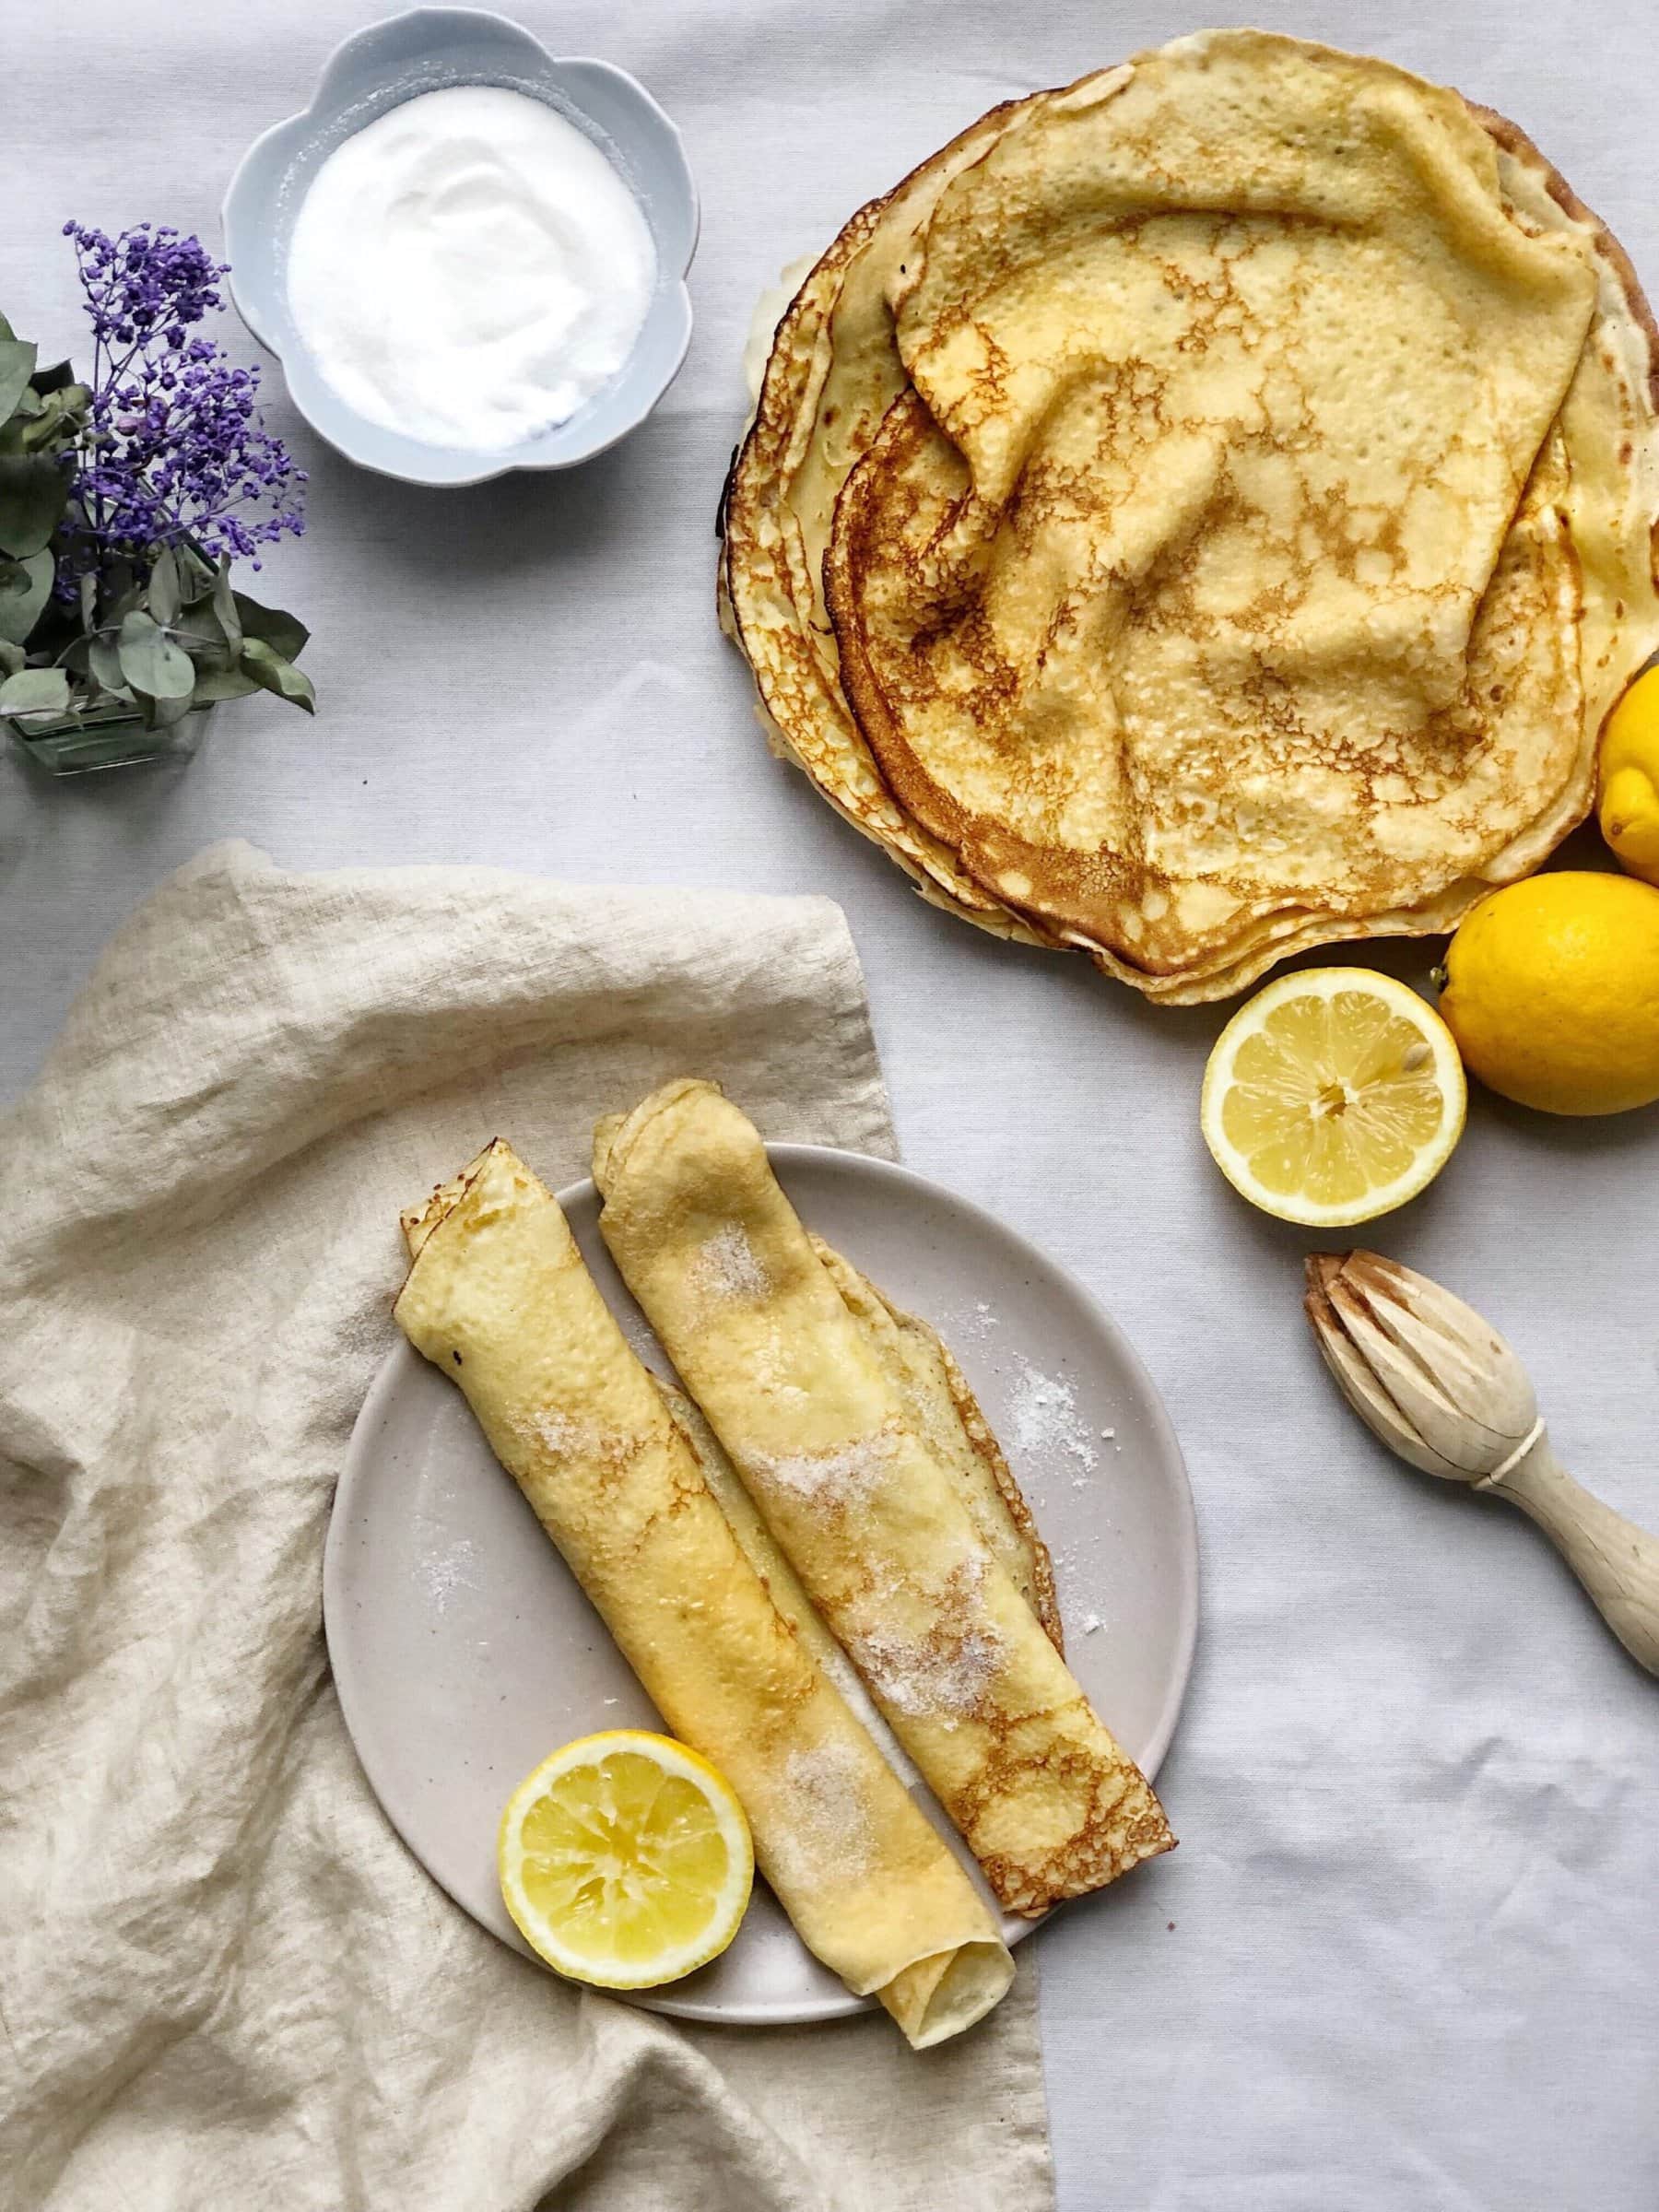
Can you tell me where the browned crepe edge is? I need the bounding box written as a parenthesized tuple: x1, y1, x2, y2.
(928, 1324, 1065, 1656)
(398, 1138, 511, 1266)
(822, 91, 1656, 977)
(809, 1232, 1065, 1654)
(722, 56, 1659, 1002)
(1468, 100, 1659, 423)
(718, 98, 1058, 947)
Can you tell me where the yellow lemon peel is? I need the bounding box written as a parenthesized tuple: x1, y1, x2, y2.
(1599, 665, 1659, 885)
(1440, 873, 1659, 1115)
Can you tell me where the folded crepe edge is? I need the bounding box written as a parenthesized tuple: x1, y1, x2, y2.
(808, 1234, 1065, 1654)
(884, 1938, 1017, 2050)
(928, 1326, 1064, 1653)
(399, 1136, 512, 1263)
(593, 1077, 718, 1198)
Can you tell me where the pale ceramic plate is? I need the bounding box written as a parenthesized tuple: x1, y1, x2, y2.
(326, 1146, 1198, 2027)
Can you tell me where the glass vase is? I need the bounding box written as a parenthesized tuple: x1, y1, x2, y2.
(6, 700, 215, 777)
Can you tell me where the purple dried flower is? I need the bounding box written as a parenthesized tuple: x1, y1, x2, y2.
(58, 221, 306, 599)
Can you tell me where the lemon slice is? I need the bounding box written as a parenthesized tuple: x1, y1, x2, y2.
(499, 1731, 753, 1989)
(1201, 968, 1465, 1226)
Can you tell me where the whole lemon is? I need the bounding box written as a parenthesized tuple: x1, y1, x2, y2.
(1440, 873, 1659, 1115)
(1599, 665, 1659, 885)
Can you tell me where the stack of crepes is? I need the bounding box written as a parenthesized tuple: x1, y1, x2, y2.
(721, 29, 1659, 1003)
(394, 1084, 1171, 2050)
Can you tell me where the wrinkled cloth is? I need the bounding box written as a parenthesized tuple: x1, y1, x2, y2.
(0, 842, 1054, 2212)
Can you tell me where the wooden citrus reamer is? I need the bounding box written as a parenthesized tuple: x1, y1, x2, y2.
(1305, 1250, 1659, 1676)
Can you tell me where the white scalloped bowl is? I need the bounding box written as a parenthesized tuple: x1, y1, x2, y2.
(221, 8, 698, 487)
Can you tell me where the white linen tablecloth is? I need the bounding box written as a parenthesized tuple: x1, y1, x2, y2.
(3, 4, 1657, 2206)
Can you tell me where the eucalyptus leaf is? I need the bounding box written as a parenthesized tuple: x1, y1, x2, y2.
(190, 662, 261, 702)
(232, 591, 306, 662)
(0, 547, 53, 644)
(79, 571, 97, 629)
(0, 641, 24, 676)
(149, 544, 182, 627)
(147, 687, 196, 730)
(29, 359, 77, 398)
(88, 635, 133, 699)
(0, 339, 37, 425)
(172, 603, 232, 664)
(0, 453, 70, 558)
(178, 541, 214, 594)
(0, 665, 71, 716)
(241, 636, 315, 713)
(117, 608, 195, 700)
(212, 562, 242, 652)
(21, 394, 76, 453)
(0, 311, 13, 343)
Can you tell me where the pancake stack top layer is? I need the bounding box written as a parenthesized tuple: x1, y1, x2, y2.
(722, 29, 1659, 1003)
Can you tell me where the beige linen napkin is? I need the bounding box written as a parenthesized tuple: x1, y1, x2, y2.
(0, 841, 1053, 2212)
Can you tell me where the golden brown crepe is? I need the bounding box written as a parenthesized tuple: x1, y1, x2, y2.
(658, 1380, 917, 1780)
(394, 1139, 1013, 2047)
(808, 1237, 1062, 1650)
(723, 31, 1659, 1002)
(594, 1083, 1173, 1915)
(592, 1118, 1063, 1648)
(721, 88, 1057, 945)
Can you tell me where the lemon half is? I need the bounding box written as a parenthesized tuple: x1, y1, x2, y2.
(1201, 968, 1465, 1227)
(499, 1731, 753, 1990)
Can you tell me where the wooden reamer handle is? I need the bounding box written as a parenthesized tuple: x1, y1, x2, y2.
(1489, 1435, 1659, 1676)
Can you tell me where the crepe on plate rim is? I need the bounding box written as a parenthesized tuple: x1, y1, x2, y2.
(394, 1136, 1016, 2048)
(593, 1077, 1175, 1915)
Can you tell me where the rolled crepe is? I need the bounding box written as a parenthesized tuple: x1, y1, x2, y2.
(659, 1383, 920, 1782)
(593, 1082, 1174, 1915)
(393, 1139, 1012, 2047)
(808, 1237, 1063, 1650)
(592, 1129, 1061, 1647)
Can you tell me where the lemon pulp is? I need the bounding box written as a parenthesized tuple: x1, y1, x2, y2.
(499, 1732, 753, 1989)
(1201, 969, 1465, 1226)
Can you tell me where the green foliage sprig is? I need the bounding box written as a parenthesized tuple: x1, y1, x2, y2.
(0, 223, 312, 734)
